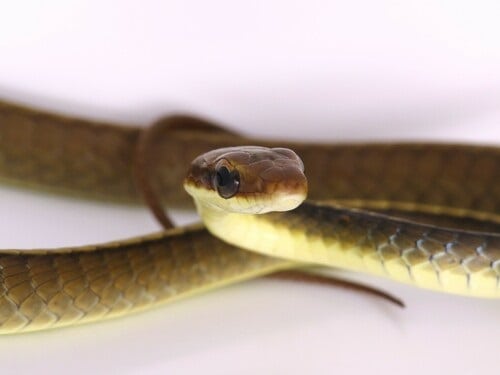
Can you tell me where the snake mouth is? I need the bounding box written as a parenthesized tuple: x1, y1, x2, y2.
(266, 192, 306, 212)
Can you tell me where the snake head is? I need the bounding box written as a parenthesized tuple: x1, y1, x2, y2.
(184, 146, 307, 214)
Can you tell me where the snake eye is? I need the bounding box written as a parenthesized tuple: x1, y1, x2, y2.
(213, 165, 240, 199)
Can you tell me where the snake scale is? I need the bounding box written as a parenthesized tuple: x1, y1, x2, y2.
(0, 99, 499, 333)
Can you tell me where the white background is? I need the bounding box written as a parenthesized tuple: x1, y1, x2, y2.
(1, 1, 500, 374)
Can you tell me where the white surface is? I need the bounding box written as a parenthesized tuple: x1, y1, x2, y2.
(0, 1, 500, 374)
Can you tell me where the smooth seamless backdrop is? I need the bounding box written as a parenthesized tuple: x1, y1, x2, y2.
(0, 1, 500, 374)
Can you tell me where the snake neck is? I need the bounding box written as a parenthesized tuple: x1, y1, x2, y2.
(196, 201, 500, 298)
(195, 201, 282, 256)
(195, 201, 352, 268)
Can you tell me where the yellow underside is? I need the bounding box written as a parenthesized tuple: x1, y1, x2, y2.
(201, 206, 500, 298)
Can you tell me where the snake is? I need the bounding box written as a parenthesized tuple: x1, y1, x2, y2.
(0, 99, 499, 334)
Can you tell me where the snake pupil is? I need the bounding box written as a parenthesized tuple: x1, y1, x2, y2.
(214, 166, 240, 199)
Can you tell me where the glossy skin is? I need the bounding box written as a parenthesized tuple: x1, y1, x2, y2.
(1, 100, 499, 213)
(0, 225, 293, 333)
(0, 100, 499, 333)
(186, 147, 500, 298)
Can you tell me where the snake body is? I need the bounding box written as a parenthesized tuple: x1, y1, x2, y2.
(201, 201, 500, 297)
(0, 99, 499, 333)
(0, 225, 293, 333)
